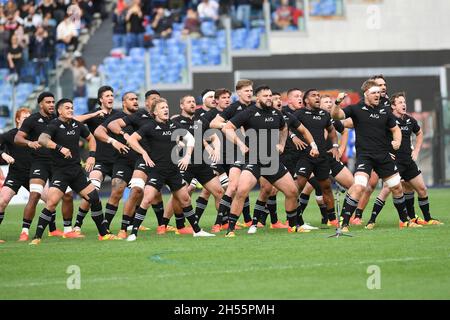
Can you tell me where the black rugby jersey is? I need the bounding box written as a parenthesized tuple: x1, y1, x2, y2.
(0, 128, 32, 171)
(83, 107, 118, 163)
(19, 112, 56, 161)
(343, 101, 397, 154)
(392, 114, 420, 160)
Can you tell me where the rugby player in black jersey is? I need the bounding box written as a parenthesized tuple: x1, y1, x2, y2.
(365, 92, 442, 229)
(292, 89, 340, 231)
(70, 86, 119, 234)
(194, 89, 216, 119)
(222, 85, 318, 237)
(93, 92, 139, 230)
(15, 92, 73, 241)
(107, 90, 169, 237)
(210, 79, 254, 229)
(123, 98, 215, 240)
(195, 88, 231, 231)
(295, 94, 354, 227)
(0, 108, 31, 243)
(29, 99, 120, 245)
(332, 80, 418, 232)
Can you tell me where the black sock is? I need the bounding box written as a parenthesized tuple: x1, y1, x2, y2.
(74, 207, 89, 228)
(63, 218, 72, 229)
(354, 208, 364, 219)
(227, 213, 239, 232)
(131, 207, 147, 236)
(218, 194, 232, 226)
(393, 195, 408, 222)
(296, 203, 305, 226)
(151, 202, 164, 226)
(91, 201, 108, 236)
(121, 215, 133, 231)
(195, 196, 209, 220)
(297, 193, 310, 224)
(418, 196, 431, 221)
(267, 195, 278, 224)
(259, 208, 269, 226)
(0, 212, 4, 225)
(34, 208, 54, 239)
(175, 212, 185, 229)
(22, 218, 32, 230)
(286, 209, 297, 228)
(327, 208, 336, 222)
(162, 217, 170, 227)
(242, 197, 251, 223)
(404, 192, 416, 219)
(104, 203, 118, 229)
(183, 205, 201, 233)
(319, 204, 328, 223)
(369, 197, 385, 223)
(48, 212, 57, 232)
(252, 200, 267, 226)
(341, 194, 359, 226)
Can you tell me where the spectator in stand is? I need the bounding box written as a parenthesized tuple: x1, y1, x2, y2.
(39, 0, 57, 20)
(182, 8, 200, 38)
(5, 0, 17, 17)
(235, 0, 251, 29)
(197, 0, 219, 22)
(0, 6, 6, 25)
(13, 25, 29, 61)
(112, 3, 127, 48)
(151, 6, 172, 39)
(18, 1, 34, 19)
(125, 0, 144, 53)
(0, 23, 10, 68)
(56, 12, 78, 52)
(71, 55, 88, 97)
(5, 10, 23, 32)
(7, 34, 24, 80)
(85, 64, 101, 111)
(23, 5, 43, 32)
(273, 0, 294, 30)
(29, 26, 51, 85)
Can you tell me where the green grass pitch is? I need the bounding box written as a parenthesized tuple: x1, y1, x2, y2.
(0, 189, 449, 300)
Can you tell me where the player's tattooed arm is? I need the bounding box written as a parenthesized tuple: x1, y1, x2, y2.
(210, 115, 227, 129)
(107, 118, 127, 135)
(14, 130, 40, 149)
(38, 133, 72, 158)
(295, 124, 319, 157)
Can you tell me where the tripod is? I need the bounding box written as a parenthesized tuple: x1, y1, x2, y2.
(328, 181, 353, 238)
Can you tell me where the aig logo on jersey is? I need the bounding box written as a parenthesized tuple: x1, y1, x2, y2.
(370, 114, 380, 119)
(162, 131, 172, 135)
(67, 130, 76, 135)
(265, 117, 274, 122)
(313, 116, 322, 120)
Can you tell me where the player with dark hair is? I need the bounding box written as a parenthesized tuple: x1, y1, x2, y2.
(29, 98, 120, 245)
(14, 92, 73, 241)
(93, 92, 140, 231)
(210, 79, 255, 229)
(71, 85, 120, 234)
(222, 85, 318, 237)
(365, 92, 442, 229)
(0, 108, 32, 243)
(292, 89, 340, 231)
(124, 98, 215, 240)
(195, 89, 216, 119)
(332, 80, 420, 232)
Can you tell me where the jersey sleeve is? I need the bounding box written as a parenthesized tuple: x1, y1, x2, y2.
(331, 119, 345, 133)
(387, 113, 397, 129)
(343, 105, 354, 119)
(278, 111, 286, 129)
(136, 122, 153, 139)
(43, 121, 58, 138)
(287, 113, 301, 130)
(80, 123, 91, 139)
(229, 108, 250, 128)
(18, 116, 33, 135)
(220, 105, 235, 121)
(411, 117, 421, 134)
(325, 113, 333, 129)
